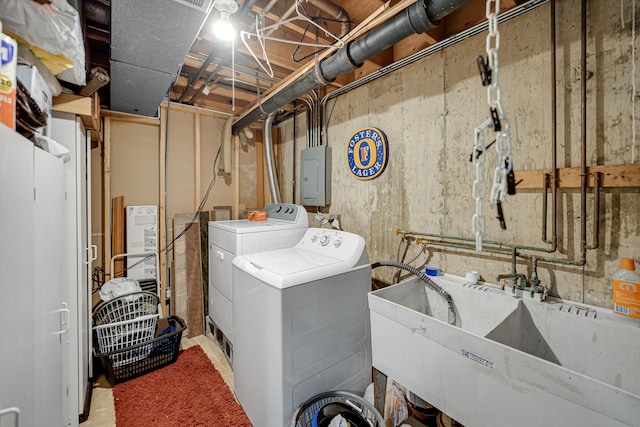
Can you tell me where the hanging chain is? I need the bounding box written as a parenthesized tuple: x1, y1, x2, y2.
(472, 118, 491, 251)
(472, 0, 514, 251)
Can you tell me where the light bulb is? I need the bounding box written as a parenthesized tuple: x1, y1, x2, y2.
(212, 11, 235, 41)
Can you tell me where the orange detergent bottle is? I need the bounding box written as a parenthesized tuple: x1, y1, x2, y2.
(613, 258, 640, 318)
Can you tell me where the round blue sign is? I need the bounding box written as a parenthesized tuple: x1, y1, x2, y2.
(346, 127, 389, 180)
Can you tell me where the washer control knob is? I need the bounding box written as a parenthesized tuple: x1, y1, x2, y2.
(333, 240, 342, 248)
(276, 205, 282, 212)
(310, 235, 318, 242)
(320, 235, 330, 246)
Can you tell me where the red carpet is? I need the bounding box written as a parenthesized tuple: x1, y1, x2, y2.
(113, 345, 252, 427)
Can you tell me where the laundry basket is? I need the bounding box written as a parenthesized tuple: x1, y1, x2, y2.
(292, 391, 385, 427)
(93, 313, 159, 367)
(94, 316, 186, 386)
(93, 291, 160, 325)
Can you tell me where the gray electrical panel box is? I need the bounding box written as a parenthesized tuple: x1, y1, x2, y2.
(300, 145, 332, 206)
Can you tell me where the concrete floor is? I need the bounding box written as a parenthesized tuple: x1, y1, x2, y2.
(82, 332, 232, 426)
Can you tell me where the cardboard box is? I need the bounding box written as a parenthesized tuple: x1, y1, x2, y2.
(17, 64, 52, 128)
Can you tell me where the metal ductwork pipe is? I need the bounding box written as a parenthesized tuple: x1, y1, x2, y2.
(264, 111, 282, 203)
(307, 0, 351, 37)
(233, 0, 470, 133)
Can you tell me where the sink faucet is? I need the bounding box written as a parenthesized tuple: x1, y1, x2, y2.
(496, 273, 528, 293)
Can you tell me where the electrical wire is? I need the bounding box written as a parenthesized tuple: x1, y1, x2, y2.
(105, 134, 223, 280)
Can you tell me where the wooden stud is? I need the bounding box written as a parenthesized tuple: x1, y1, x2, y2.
(233, 134, 240, 219)
(159, 106, 168, 316)
(103, 117, 112, 276)
(194, 112, 201, 211)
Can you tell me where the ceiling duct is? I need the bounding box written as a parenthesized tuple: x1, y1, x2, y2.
(110, 0, 213, 116)
(232, 0, 470, 133)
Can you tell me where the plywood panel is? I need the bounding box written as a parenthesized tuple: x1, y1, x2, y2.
(167, 109, 196, 218)
(199, 114, 234, 211)
(185, 221, 204, 337)
(111, 196, 125, 278)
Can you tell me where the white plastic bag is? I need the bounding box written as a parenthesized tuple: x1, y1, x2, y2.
(99, 278, 141, 302)
(328, 414, 348, 427)
(364, 380, 409, 427)
(0, 0, 85, 85)
(384, 380, 409, 427)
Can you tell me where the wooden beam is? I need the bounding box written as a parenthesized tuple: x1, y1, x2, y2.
(53, 93, 92, 116)
(101, 109, 160, 125)
(159, 99, 235, 118)
(515, 164, 640, 189)
(393, 34, 432, 62)
(173, 75, 259, 103)
(445, 0, 490, 36)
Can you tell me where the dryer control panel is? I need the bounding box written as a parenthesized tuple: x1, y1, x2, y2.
(296, 228, 368, 268)
(264, 203, 308, 224)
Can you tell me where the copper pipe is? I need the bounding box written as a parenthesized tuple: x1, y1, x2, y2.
(586, 172, 601, 249)
(542, 173, 550, 242)
(546, 0, 558, 249)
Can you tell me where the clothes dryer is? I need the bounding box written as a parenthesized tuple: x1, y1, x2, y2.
(207, 203, 308, 362)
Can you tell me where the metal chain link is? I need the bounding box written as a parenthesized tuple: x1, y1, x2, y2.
(472, 0, 514, 251)
(472, 118, 492, 251)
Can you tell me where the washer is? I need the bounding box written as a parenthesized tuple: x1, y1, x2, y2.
(232, 228, 372, 427)
(207, 203, 308, 362)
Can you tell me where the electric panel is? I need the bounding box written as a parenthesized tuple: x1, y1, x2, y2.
(300, 145, 332, 206)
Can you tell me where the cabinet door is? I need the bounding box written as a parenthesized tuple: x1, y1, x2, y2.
(0, 126, 36, 427)
(33, 148, 65, 427)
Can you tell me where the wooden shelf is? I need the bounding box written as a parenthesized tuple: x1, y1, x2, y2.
(52, 92, 102, 145)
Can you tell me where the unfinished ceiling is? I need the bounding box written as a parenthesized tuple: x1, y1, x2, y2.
(82, 0, 526, 121)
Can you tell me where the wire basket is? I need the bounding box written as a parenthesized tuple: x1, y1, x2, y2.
(292, 391, 385, 427)
(93, 291, 160, 325)
(94, 316, 186, 386)
(93, 313, 159, 367)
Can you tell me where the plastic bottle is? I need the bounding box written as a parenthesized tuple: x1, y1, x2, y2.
(613, 258, 640, 318)
(0, 19, 18, 130)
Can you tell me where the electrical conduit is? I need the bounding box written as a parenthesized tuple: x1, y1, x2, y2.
(264, 111, 281, 203)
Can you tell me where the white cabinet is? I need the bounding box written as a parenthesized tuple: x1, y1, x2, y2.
(0, 124, 71, 427)
(50, 112, 93, 426)
(33, 147, 66, 427)
(0, 124, 37, 427)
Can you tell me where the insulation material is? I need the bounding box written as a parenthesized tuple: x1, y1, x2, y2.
(0, 0, 85, 85)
